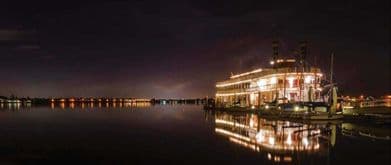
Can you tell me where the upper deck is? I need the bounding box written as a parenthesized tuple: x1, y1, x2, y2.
(216, 66, 322, 88)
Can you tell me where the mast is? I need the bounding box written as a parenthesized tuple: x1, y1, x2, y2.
(329, 52, 337, 115)
(330, 52, 334, 84)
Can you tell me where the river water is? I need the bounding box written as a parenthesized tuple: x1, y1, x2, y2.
(0, 103, 390, 164)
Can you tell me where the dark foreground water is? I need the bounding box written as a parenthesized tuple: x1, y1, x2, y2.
(0, 103, 390, 164)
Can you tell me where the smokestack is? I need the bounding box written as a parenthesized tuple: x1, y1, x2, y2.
(272, 40, 279, 61)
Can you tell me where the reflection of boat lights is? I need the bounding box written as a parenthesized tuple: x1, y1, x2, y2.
(60, 103, 65, 109)
(274, 156, 280, 162)
(315, 144, 320, 149)
(286, 133, 292, 145)
(302, 137, 309, 147)
(215, 128, 250, 142)
(269, 137, 275, 145)
(267, 153, 272, 160)
(283, 156, 292, 162)
(215, 119, 249, 128)
(70, 103, 75, 109)
(229, 137, 258, 151)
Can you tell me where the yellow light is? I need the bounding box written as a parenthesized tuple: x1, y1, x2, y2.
(217, 72, 322, 88)
(249, 118, 254, 127)
(251, 105, 255, 109)
(216, 91, 252, 97)
(294, 106, 299, 111)
(286, 59, 296, 62)
(229, 137, 257, 151)
(250, 93, 256, 103)
(230, 68, 263, 79)
(215, 119, 248, 128)
(265, 105, 269, 109)
(216, 79, 252, 87)
(283, 156, 292, 162)
(274, 156, 280, 162)
(215, 128, 251, 142)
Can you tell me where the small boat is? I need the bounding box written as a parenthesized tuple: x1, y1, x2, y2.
(270, 102, 343, 120)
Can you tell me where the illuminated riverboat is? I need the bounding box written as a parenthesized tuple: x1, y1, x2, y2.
(215, 41, 325, 108)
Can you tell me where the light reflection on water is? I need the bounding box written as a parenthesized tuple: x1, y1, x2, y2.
(0, 104, 389, 164)
(0, 102, 151, 111)
(205, 110, 391, 164)
(208, 111, 334, 163)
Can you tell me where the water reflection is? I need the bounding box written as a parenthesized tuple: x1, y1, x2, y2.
(206, 112, 330, 163)
(0, 102, 30, 111)
(205, 111, 391, 164)
(0, 102, 151, 111)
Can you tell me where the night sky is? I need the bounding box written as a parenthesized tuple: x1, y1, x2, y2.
(0, 0, 389, 98)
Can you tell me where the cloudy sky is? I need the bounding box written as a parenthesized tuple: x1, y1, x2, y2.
(0, 0, 389, 98)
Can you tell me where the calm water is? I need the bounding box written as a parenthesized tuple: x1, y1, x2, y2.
(0, 103, 390, 164)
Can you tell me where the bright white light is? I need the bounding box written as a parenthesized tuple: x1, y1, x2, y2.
(256, 131, 264, 142)
(270, 77, 277, 84)
(257, 79, 266, 90)
(294, 106, 299, 111)
(270, 61, 275, 65)
(265, 105, 269, 109)
(251, 105, 255, 109)
(304, 76, 312, 84)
